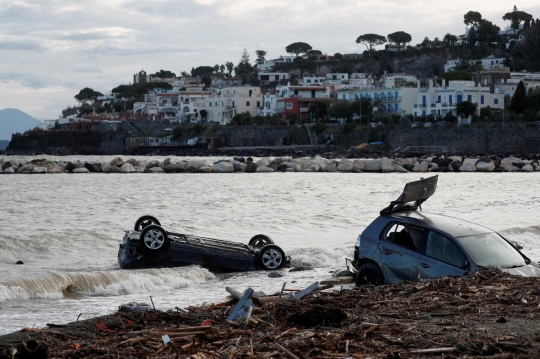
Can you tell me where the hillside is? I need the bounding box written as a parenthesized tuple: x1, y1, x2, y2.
(0, 108, 43, 140)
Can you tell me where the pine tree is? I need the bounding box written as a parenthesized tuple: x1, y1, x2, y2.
(509, 80, 527, 114)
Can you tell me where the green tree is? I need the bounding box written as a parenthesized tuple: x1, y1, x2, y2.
(463, 11, 483, 27)
(387, 31, 412, 48)
(235, 49, 254, 81)
(219, 64, 225, 76)
(352, 98, 373, 123)
(307, 50, 322, 55)
(443, 33, 458, 46)
(477, 19, 500, 41)
(292, 57, 317, 78)
(255, 50, 267, 64)
(455, 101, 477, 117)
(328, 100, 353, 120)
(438, 70, 475, 84)
(333, 52, 343, 59)
(225, 62, 234, 76)
(191, 66, 215, 77)
(312, 121, 328, 135)
(74, 88, 103, 106)
(286, 113, 299, 125)
(509, 80, 527, 114)
(355, 33, 386, 51)
(421, 37, 431, 48)
(285, 42, 312, 56)
(308, 100, 330, 120)
(146, 82, 173, 95)
(214, 64, 219, 73)
(503, 6, 533, 31)
(230, 112, 253, 125)
(199, 109, 208, 120)
(152, 70, 176, 78)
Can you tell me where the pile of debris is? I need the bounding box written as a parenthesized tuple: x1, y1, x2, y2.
(2, 268, 540, 358)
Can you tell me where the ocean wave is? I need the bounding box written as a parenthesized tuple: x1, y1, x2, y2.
(0, 266, 214, 303)
(288, 246, 353, 268)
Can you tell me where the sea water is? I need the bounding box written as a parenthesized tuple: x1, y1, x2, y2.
(0, 157, 539, 334)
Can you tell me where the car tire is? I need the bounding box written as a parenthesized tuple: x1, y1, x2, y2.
(356, 262, 384, 286)
(139, 225, 170, 252)
(248, 234, 274, 249)
(134, 215, 161, 231)
(258, 244, 286, 270)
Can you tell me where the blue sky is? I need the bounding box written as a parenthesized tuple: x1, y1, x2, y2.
(1, 0, 539, 119)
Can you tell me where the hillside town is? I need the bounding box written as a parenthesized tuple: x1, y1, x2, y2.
(16, 7, 540, 153)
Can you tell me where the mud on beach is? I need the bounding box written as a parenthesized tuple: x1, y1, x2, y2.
(2, 268, 540, 358)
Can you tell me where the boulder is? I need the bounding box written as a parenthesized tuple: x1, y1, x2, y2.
(21, 164, 34, 172)
(134, 166, 144, 173)
(145, 160, 160, 169)
(394, 164, 408, 173)
(127, 159, 138, 167)
(49, 164, 64, 174)
(119, 163, 135, 173)
(394, 158, 416, 166)
(256, 158, 271, 167)
(364, 159, 381, 172)
(211, 161, 234, 173)
(64, 162, 76, 172)
(479, 156, 491, 163)
(163, 163, 185, 173)
(493, 158, 502, 167)
(276, 163, 288, 172)
(111, 157, 124, 167)
(73, 162, 85, 169)
(500, 163, 519, 172)
(438, 157, 454, 167)
(145, 167, 165, 173)
(2, 160, 19, 170)
(337, 159, 353, 172)
(463, 158, 478, 166)
(84, 163, 99, 172)
(325, 163, 337, 172)
(186, 159, 213, 170)
(381, 158, 394, 172)
(428, 162, 438, 170)
(72, 167, 90, 173)
(449, 156, 462, 163)
(521, 165, 534, 172)
(476, 161, 495, 172)
(109, 165, 120, 173)
(256, 166, 274, 172)
(512, 162, 525, 169)
(459, 162, 476, 172)
(31, 167, 47, 174)
(163, 158, 172, 167)
(197, 167, 212, 173)
(308, 163, 321, 172)
(245, 162, 258, 173)
(232, 161, 247, 172)
(353, 160, 365, 172)
(412, 161, 429, 172)
(101, 162, 112, 173)
(3, 167, 16, 174)
(451, 160, 463, 171)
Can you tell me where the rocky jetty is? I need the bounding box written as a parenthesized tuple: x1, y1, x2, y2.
(2, 154, 540, 175)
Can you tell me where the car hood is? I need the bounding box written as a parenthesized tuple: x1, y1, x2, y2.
(503, 264, 540, 277)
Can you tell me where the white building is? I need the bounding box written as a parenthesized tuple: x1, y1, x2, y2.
(203, 87, 263, 124)
(413, 80, 504, 118)
(336, 78, 417, 116)
(445, 55, 506, 72)
(302, 76, 326, 86)
(258, 72, 290, 84)
(494, 71, 540, 97)
(325, 73, 349, 85)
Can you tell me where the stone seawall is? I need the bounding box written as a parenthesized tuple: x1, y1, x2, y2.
(2, 154, 539, 174)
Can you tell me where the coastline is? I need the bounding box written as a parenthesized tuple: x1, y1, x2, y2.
(2, 269, 540, 358)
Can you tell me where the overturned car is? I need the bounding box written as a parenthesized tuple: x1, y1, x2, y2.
(118, 216, 290, 272)
(353, 175, 540, 285)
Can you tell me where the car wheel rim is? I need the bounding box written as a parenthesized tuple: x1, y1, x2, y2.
(144, 230, 165, 250)
(262, 249, 282, 269)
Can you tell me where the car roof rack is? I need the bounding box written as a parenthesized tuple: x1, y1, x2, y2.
(380, 175, 438, 215)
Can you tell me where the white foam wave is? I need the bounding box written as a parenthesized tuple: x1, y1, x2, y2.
(500, 225, 540, 261)
(288, 246, 353, 268)
(0, 266, 214, 303)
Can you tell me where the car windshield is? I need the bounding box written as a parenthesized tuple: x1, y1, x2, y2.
(455, 232, 526, 268)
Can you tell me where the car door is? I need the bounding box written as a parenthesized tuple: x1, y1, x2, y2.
(378, 222, 423, 283)
(417, 229, 468, 279)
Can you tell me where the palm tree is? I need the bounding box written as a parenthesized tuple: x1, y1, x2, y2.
(219, 64, 225, 77)
(225, 62, 234, 77)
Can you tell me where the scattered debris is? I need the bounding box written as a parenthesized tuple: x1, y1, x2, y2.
(2, 268, 540, 358)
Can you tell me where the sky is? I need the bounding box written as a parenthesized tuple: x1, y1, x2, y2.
(1, 0, 540, 120)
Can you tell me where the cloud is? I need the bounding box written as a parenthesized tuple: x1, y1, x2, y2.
(0, 72, 49, 89)
(70, 64, 102, 73)
(0, 37, 45, 52)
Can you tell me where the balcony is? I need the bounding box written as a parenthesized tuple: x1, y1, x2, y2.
(381, 96, 401, 102)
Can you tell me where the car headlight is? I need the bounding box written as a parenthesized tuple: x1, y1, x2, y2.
(355, 235, 361, 248)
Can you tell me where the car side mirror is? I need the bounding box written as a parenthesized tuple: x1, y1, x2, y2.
(463, 258, 471, 271)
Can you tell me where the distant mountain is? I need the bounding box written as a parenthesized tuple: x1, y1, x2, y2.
(0, 108, 44, 140)
(0, 140, 9, 150)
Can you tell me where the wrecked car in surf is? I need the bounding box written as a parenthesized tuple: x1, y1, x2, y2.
(118, 216, 290, 272)
(352, 175, 540, 285)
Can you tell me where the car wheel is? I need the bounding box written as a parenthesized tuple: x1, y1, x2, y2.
(134, 215, 161, 231)
(258, 244, 286, 270)
(249, 234, 274, 249)
(140, 225, 170, 252)
(356, 262, 384, 286)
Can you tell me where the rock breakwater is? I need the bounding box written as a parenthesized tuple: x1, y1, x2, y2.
(2, 154, 540, 174)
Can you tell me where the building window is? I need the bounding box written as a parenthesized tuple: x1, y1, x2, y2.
(307, 80, 311, 83)
(343, 94, 346, 100)
(481, 95, 484, 104)
(209, 102, 212, 107)
(286, 102, 293, 109)
(494, 99, 499, 104)
(437, 95, 441, 103)
(467, 95, 472, 102)
(256, 101, 260, 107)
(246, 101, 250, 106)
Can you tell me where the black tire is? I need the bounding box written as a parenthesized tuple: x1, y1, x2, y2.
(248, 234, 274, 249)
(258, 244, 286, 270)
(134, 215, 161, 231)
(139, 225, 170, 252)
(356, 262, 385, 286)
